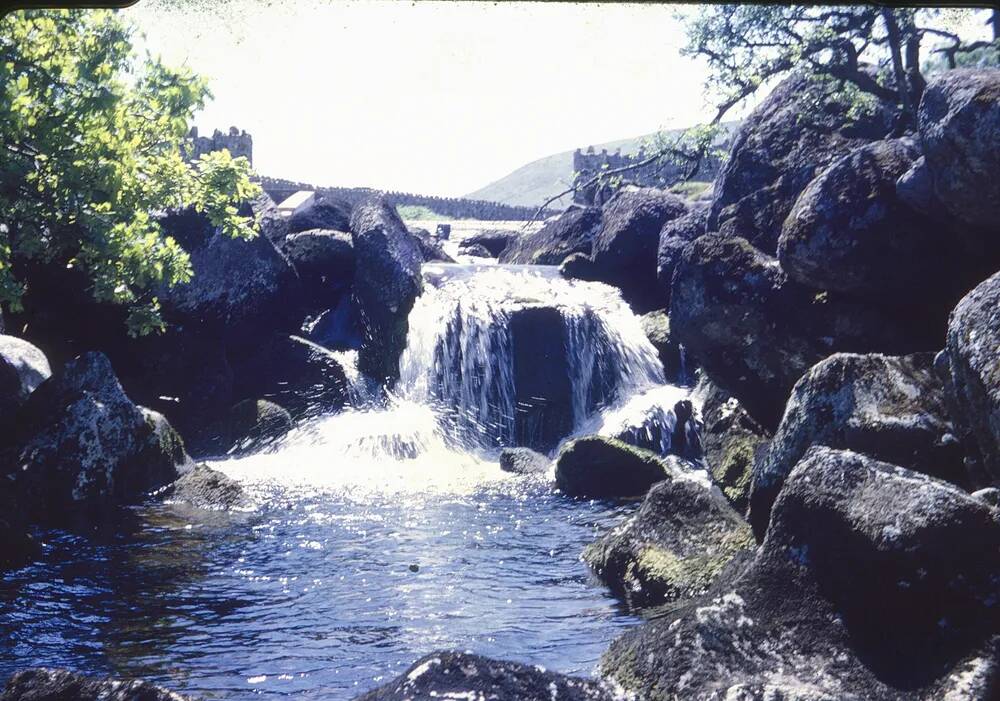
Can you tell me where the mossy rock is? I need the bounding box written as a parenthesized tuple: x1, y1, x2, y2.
(555, 435, 670, 498)
(583, 474, 754, 609)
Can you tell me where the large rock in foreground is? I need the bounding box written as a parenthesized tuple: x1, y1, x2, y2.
(350, 199, 423, 385)
(163, 464, 247, 511)
(919, 68, 1000, 231)
(589, 187, 687, 311)
(0, 668, 195, 701)
(584, 470, 753, 609)
(602, 446, 1000, 700)
(5, 353, 193, 518)
(555, 436, 671, 498)
(499, 206, 601, 265)
(779, 138, 940, 299)
(279, 228, 355, 308)
(946, 270, 1000, 487)
(748, 352, 966, 540)
(0, 335, 51, 433)
(670, 234, 922, 429)
(353, 652, 614, 701)
(710, 72, 894, 253)
(655, 205, 709, 304)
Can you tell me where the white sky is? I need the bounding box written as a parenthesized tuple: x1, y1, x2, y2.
(123, 1, 728, 196)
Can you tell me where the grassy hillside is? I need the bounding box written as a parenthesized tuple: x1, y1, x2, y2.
(466, 124, 737, 210)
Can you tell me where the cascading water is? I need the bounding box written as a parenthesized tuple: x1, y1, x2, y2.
(1, 252, 704, 700)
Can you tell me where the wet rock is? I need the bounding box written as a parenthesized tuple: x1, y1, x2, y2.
(163, 464, 247, 511)
(279, 229, 355, 307)
(655, 205, 709, 304)
(945, 270, 1000, 486)
(710, 72, 894, 253)
(509, 305, 573, 452)
(589, 187, 688, 312)
(233, 334, 349, 420)
(602, 446, 1000, 699)
(499, 206, 601, 265)
(0, 335, 51, 434)
(584, 465, 753, 608)
(459, 229, 516, 257)
(555, 436, 670, 498)
(157, 207, 302, 341)
(0, 668, 196, 701)
(973, 487, 1000, 507)
(919, 68, 1000, 231)
(779, 138, 943, 300)
(210, 399, 292, 457)
(0, 489, 40, 572)
(670, 233, 927, 429)
(353, 651, 614, 701)
(748, 352, 966, 540)
(287, 197, 352, 234)
(460, 242, 493, 258)
(638, 310, 686, 384)
(409, 228, 455, 263)
(350, 199, 423, 385)
(696, 377, 770, 513)
(6, 352, 192, 518)
(558, 252, 595, 280)
(303, 296, 363, 351)
(499, 447, 550, 475)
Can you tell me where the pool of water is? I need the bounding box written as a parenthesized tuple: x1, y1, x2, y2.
(0, 459, 639, 699)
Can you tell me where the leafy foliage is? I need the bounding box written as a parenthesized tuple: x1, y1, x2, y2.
(0, 9, 260, 335)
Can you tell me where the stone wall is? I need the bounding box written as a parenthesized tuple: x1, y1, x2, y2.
(259, 177, 555, 221)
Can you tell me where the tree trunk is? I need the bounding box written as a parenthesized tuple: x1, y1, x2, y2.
(882, 8, 915, 133)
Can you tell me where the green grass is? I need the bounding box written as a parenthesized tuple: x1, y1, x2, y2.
(669, 180, 713, 198)
(396, 205, 454, 221)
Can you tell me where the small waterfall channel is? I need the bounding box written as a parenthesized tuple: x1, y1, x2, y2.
(0, 258, 701, 699)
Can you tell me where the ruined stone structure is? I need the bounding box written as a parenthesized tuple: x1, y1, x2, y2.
(187, 126, 253, 165)
(260, 177, 554, 221)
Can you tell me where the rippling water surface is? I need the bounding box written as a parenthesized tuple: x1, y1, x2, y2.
(0, 436, 640, 699)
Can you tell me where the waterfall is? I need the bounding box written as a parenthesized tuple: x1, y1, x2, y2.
(397, 263, 670, 453)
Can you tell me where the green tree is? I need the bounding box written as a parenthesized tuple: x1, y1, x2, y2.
(0, 9, 260, 335)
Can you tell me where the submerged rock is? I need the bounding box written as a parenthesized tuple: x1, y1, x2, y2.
(709, 72, 894, 253)
(210, 399, 292, 457)
(919, 68, 1000, 231)
(499, 206, 601, 265)
(163, 464, 247, 511)
(499, 447, 550, 475)
(670, 233, 926, 429)
(353, 651, 614, 701)
(459, 229, 516, 257)
(584, 465, 753, 608)
(748, 352, 966, 539)
(350, 199, 423, 385)
(233, 334, 349, 420)
(697, 378, 770, 512)
(589, 187, 688, 311)
(558, 252, 594, 280)
(6, 352, 192, 518)
(555, 436, 670, 498)
(602, 446, 1000, 700)
(287, 197, 352, 234)
(460, 242, 493, 258)
(509, 304, 573, 452)
(0, 335, 51, 434)
(0, 668, 195, 701)
(409, 228, 454, 263)
(945, 270, 1000, 487)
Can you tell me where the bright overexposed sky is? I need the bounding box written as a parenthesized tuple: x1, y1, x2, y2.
(123, 1, 729, 196)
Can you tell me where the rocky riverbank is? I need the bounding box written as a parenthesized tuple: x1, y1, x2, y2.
(3, 67, 1000, 700)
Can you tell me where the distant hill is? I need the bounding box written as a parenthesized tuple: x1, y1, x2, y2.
(465, 124, 738, 210)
